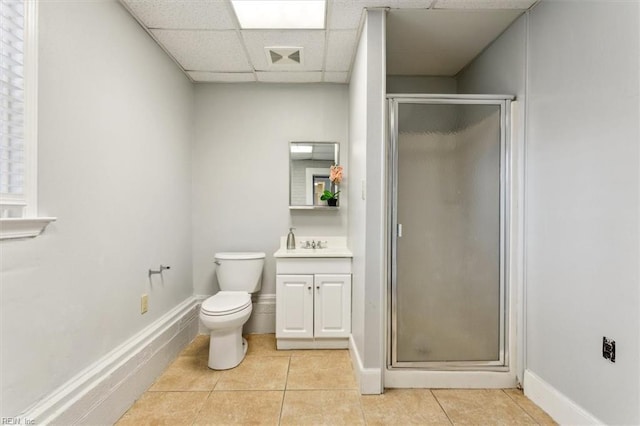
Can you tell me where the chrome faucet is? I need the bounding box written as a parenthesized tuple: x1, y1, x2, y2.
(299, 239, 328, 249)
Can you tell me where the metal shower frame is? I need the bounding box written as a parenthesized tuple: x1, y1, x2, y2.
(386, 94, 514, 370)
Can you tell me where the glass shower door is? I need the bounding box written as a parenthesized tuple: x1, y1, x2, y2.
(389, 97, 509, 368)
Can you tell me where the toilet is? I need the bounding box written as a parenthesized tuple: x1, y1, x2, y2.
(199, 251, 265, 370)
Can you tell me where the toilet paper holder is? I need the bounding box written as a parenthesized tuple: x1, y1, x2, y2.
(148, 265, 170, 278)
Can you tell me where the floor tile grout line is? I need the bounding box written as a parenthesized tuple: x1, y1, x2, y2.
(121, 335, 553, 425)
(284, 387, 359, 391)
(356, 388, 368, 425)
(209, 388, 287, 392)
(148, 389, 220, 392)
(430, 389, 455, 426)
(501, 388, 541, 425)
(211, 364, 226, 392)
(279, 355, 292, 426)
(190, 390, 213, 426)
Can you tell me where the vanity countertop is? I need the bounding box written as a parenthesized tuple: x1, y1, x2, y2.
(273, 236, 352, 258)
(273, 247, 353, 258)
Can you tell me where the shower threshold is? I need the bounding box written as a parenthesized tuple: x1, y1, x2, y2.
(384, 368, 517, 389)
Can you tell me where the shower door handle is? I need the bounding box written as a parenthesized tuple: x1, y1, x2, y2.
(398, 223, 403, 238)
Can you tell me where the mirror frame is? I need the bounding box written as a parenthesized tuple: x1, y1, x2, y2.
(289, 141, 340, 209)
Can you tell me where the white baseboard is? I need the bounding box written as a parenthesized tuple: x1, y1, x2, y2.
(348, 335, 382, 395)
(246, 293, 276, 334)
(194, 294, 210, 335)
(277, 338, 348, 350)
(22, 297, 201, 425)
(524, 369, 603, 425)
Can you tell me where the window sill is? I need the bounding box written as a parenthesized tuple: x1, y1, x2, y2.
(0, 217, 57, 240)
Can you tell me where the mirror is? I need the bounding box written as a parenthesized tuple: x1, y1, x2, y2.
(289, 142, 339, 208)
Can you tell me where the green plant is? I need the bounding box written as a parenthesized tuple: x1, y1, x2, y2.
(320, 189, 340, 200)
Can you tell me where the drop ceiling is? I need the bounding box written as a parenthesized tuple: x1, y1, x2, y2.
(120, 0, 538, 84)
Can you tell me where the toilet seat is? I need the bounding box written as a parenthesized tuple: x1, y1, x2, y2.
(201, 291, 251, 316)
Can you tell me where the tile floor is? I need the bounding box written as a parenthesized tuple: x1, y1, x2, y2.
(116, 334, 556, 425)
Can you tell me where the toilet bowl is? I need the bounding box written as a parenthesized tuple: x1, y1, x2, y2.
(199, 252, 265, 370)
(199, 291, 253, 370)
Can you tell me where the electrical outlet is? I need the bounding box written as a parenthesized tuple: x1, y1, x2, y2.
(602, 336, 615, 363)
(141, 294, 148, 314)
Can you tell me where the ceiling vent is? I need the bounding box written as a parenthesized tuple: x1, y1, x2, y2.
(265, 47, 304, 66)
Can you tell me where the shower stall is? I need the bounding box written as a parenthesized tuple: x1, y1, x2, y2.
(387, 94, 516, 384)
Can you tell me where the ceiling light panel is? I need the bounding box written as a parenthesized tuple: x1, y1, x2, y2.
(152, 30, 252, 72)
(121, 0, 237, 30)
(256, 71, 323, 83)
(325, 31, 358, 71)
(242, 30, 325, 71)
(433, 0, 537, 8)
(291, 145, 313, 153)
(231, 0, 326, 29)
(187, 72, 256, 82)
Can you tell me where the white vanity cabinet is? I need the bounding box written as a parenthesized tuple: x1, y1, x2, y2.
(274, 256, 352, 349)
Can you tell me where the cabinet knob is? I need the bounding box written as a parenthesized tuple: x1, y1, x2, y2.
(316, 286, 320, 290)
(308, 286, 312, 290)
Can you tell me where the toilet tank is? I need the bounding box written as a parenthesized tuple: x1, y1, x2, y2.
(214, 252, 265, 293)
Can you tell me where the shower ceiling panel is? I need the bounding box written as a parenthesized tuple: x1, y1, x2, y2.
(119, 0, 537, 83)
(386, 9, 524, 76)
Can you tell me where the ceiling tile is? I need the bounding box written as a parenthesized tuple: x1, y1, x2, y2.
(394, 0, 436, 8)
(324, 71, 350, 83)
(122, 0, 237, 30)
(327, 0, 391, 30)
(152, 30, 252, 72)
(256, 71, 323, 83)
(326, 31, 358, 72)
(188, 72, 256, 82)
(242, 30, 325, 71)
(121, 0, 539, 84)
(433, 0, 537, 9)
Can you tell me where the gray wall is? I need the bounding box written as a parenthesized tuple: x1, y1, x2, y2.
(192, 83, 349, 297)
(459, 2, 640, 423)
(348, 12, 368, 370)
(456, 11, 527, 383)
(348, 9, 386, 390)
(525, 1, 639, 424)
(0, 0, 194, 416)
(457, 13, 527, 97)
(387, 76, 457, 94)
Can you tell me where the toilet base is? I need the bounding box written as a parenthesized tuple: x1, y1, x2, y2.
(207, 326, 248, 370)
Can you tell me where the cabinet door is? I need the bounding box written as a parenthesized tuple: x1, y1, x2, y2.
(314, 274, 351, 338)
(276, 275, 314, 338)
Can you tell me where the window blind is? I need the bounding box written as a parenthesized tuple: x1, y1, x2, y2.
(1, 0, 26, 215)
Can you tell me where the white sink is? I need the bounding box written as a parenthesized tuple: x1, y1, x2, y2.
(273, 236, 352, 258)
